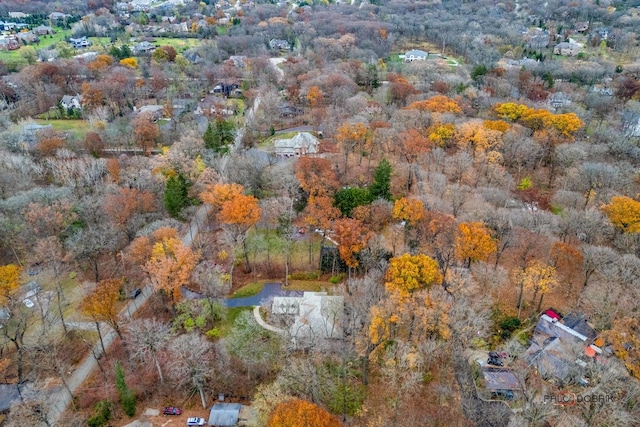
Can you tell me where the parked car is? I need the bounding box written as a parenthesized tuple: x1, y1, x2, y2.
(23, 298, 34, 308)
(186, 417, 206, 426)
(130, 288, 142, 299)
(491, 390, 514, 400)
(163, 406, 182, 415)
(487, 357, 504, 366)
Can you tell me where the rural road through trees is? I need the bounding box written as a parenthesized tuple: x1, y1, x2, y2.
(46, 204, 209, 426)
(46, 65, 267, 425)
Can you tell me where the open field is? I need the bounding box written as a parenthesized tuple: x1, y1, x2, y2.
(34, 119, 91, 140)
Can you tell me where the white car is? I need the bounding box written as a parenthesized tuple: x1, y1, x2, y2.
(186, 417, 206, 426)
(23, 298, 34, 308)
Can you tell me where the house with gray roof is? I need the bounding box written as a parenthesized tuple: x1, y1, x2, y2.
(273, 132, 319, 157)
(403, 49, 429, 62)
(60, 94, 83, 110)
(208, 403, 242, 427)
(553, 42, 581, 56)
(0, 383, 21, 413)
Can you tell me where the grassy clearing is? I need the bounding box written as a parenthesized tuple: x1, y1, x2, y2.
(151, 37, 201, 52)
(34, 119, 91, 139)
(286, 280, 335, 292)
(218, 306, 252, 337)
(231, 281, 266, 298)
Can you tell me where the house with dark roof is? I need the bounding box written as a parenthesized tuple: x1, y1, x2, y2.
(525, 312, 600, 385)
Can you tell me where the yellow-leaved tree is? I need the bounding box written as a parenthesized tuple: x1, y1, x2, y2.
(392, 198, 425, 227)
(80, 277, 125, 351)
(385, 253, 443, 301)
(144, 235, 200, 302)
(512, 260, 558, 318)
(602, 196, 640, 233)
(0, 264, 21, 305)
(455, 222, 497, 267)
(407, 95, 462, 114)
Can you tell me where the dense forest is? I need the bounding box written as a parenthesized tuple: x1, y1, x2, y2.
(2, 0, 640, 426)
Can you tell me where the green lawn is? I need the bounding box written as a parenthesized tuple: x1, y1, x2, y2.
(0, 28, 71, 63)
(231, 281, 265, 298)
(151, 37, 202, 52)
(218, 306, 252, 337)
(34, 119, 91, 140)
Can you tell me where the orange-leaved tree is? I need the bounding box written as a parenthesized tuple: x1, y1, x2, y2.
(407, 95, 462, 114)
(80, 277, 125, 352)
(268, 399, 341, 427)
(200, 183, 261, 273)
(143, 235, 200, 302)
(294, 157, 340, 198)
(336, 122, 369, 172)
(397, 129, 432, 191)
(334, 218, 371, 291)
(602, 317, 640, 380)
(455, 222, 497, 268)
(602, 196, 640, 233)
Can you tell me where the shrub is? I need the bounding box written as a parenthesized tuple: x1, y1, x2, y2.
(289, 271, 321, 280)
(87, 400, 112, 427)
(329, 273, 345, 284)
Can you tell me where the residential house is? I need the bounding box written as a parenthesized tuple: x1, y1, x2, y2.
(482, 369, 522, 395)
(60, 94, 83, 110)
(574, 21, 589, 33)
(132, 41, 155, 55)
(548, 92, 571, 109)
(69, 37, 91, 48)
(33, 25, 54, 36)
(403, 49, 429, 62)
(592, 83, 613, 96)
(0, 35, 19, 51)
(271, 292, 343, 348)
(622, 112, 640, 137)
(0, 21, 28, 31)
(49, 12, 70, 25)
(212, 83, 241, 97)
(553, 42, 581, 56)
(269, 38, 291, 50)
(136, 104, 166, 121)
(15, 31, 38, 44)
(208, 403, 242, 427)
(277, 102, 303, 118)
(227, 55, 246, 68)
(525, 311, 600, 384)
(8, 12, 29, 19)
(593, 27, 610, 40)
(273, 132, 319, 157)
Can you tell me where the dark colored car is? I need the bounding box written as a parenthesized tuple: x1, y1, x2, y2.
(492, 390, 514, 400)
(163, 407, 182, 415)
(488, 351, 500, 359)
(487, 357, 504, 366)
(130, 288, 142, 299)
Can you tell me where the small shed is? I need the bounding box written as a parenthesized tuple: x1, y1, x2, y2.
(208, 403, 242, 427)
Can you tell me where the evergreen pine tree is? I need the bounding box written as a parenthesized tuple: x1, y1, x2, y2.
(164, 173, 190, 218)
(369, 158, 392, 200)
(203, 122, 215, 149)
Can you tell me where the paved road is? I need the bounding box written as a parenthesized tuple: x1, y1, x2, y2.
(224, 283, 303, 308)
(46, 205, 208, 425)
